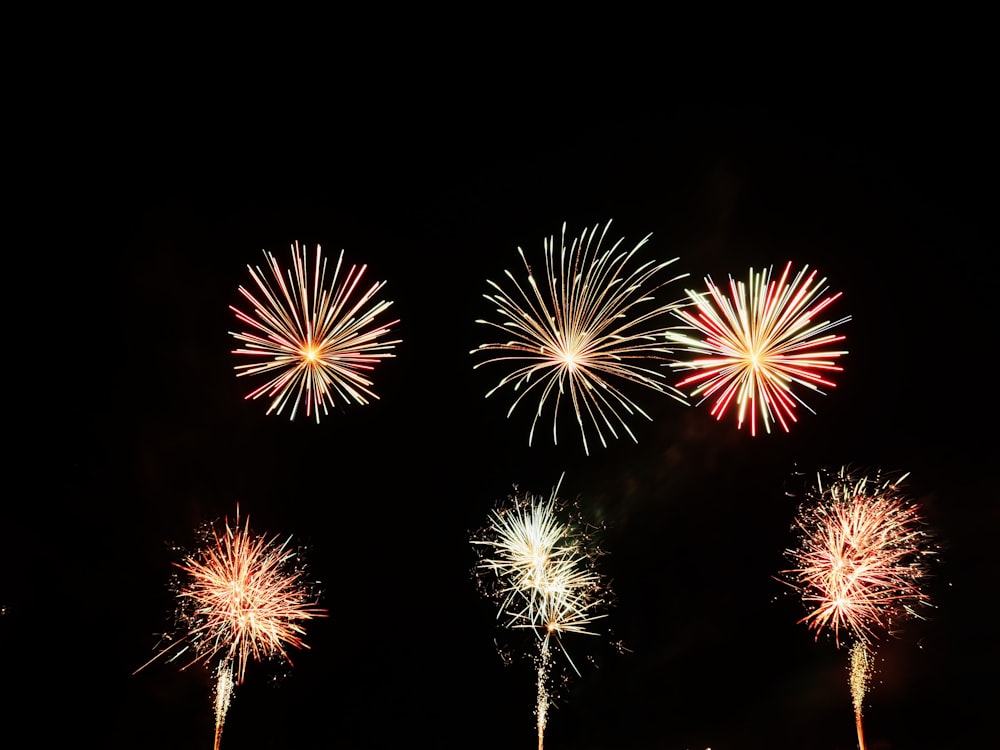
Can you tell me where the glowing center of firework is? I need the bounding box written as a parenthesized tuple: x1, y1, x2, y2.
(558, 344, 582, 370)
(301, 344, 319, 362)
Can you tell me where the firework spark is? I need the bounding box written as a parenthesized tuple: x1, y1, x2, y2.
(136, 508, 327, 749)
(213, 662, 234, 750)
(471, 478, 611, 749)
(849, 641, 873, 750)
(230, 241, 400, 422)
(668, 261, 850, 435)
(471, 220, 689, 454)
(778, 466, 935, 750)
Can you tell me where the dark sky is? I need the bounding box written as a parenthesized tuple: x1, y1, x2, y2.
(7, 56, 996, 750)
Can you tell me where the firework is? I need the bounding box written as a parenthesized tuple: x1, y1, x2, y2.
(136, 508, 327, 750)
(230, 241, 400, 422)
(668, 261, 850, 435)
(778, 466, 935, 750)
(471, 220, 689, 454)
(471, 478, 611, 750)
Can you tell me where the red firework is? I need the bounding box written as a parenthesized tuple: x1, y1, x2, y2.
(670, 262, 850, 435)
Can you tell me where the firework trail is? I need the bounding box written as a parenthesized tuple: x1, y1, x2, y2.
(230, 241, 400, 422)
(471, 477, 611, 749)
(472, 220, 689, 455)
(667, 261, 850, 435)
(778, 466, 935, 750)
(213, 661, 234, 750)
(136, 508, 327, 750)
(849, 641, 872, 749)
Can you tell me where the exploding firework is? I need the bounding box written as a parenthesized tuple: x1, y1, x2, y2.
(471, 477, 611, 750)
(471, 220, 689, 455)
(780, 467, 934, 647)
(136, 508, 327, 750)
(668, 261, 850, 435)
(778, 466, 935, 750)
(230, 241, 400, 422)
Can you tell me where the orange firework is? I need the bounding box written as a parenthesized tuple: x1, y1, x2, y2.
(669, 262, 850, 435)
(136, 508, 327, 749)
(779, 467, 935, 750)
(171, 510, 328, 682)
(230, 241, 400, 422)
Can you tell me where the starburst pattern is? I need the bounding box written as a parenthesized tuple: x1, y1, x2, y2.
(472, 478, 611, 749)
(136, 509, 327, 750)
(778, 467, 936, 750)
(472, 220, 689, 454)
(230, 241, 400, 422)
(171, 510, 327, 682)
(779, 467, 934, 648)
(668, 261, 850, 435)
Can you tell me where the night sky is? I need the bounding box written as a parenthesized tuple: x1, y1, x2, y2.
(7, 61, 996, 750)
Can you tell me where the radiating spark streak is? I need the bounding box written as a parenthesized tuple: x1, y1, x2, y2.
(668, 262, 849, 435)
(472, 220, 689, 454)
(229, 241, 400, 422)
(472, 478, 611, 749)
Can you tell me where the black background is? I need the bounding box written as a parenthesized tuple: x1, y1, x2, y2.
(6, 36, 996, 750)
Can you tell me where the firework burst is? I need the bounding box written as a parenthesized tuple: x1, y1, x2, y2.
(472, 220, 689, 455)
(230, 241, 400, 422)
(668, 261, 850, 435)
(471, 477, 611, 749)
(778, 466, 935, 750)
(136, 508, 327, 750)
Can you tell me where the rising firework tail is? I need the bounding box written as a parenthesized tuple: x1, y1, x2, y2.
(213, 661, 234, 750)
(778, 465, 936, 750)
(471, 476, 613, 749)
(668, 262, 850, 435)
(472, 220, 690, 455)
(230, 242, 400, 422)
(849, 641, 873, 750)
(135, 507, 327, 749)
